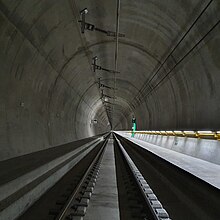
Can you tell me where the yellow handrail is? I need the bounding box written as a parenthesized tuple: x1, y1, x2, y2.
(126, 130, 220, 140)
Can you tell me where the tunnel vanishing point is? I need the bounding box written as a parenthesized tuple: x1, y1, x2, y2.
(0, 1, 220, 220)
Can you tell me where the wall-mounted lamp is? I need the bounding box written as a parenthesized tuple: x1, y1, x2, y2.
(91, 119, 98, 124)
(80, 8, 89, 33)
(80, 8, 88, 14)
(20, 102, 25, 107)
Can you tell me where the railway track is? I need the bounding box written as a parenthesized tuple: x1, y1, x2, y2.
(18, 134, 170, 220)
(115, 134, 220, 220)
(18, 132, 220, 220)
(55, 137, 107, 220)
(18, 137, 108, 220)
(114, 135, 170, 220)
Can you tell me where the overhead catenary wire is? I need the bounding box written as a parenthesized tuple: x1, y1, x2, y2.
(71, 3, 114, 127)
(130, 0, 214, 108)
(113, 0, 121, 129)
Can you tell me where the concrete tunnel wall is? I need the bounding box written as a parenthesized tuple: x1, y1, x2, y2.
(0, 0, 220, 161)
(114, 0, 220, 131)
(0, 0, 111, 161)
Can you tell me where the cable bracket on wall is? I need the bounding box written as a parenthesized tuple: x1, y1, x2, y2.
(79, 8, 125, 37)
(92, 57, 120, 73)
(97, 78, 115, 90)
(103, 100, 115, 105)
(101, 90, 116, 100)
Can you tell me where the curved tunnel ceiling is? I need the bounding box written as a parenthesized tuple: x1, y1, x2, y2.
(0, 0, 220, 160)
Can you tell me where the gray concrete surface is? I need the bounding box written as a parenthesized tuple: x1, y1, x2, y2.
(0, 1, 220, 161)
(116, 131, 220, 190)
(120, 131, 220, 165)
(0, 137, 103, 220)
(0, 136, 99, 186)
(84, 138, 120, 220)
(0, 1, 219, 219)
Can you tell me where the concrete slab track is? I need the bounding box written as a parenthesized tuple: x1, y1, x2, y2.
(84, 137, 120, 220)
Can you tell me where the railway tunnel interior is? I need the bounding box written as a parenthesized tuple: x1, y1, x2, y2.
(1, 0, 220, 219)
(1, 0, 220, 160)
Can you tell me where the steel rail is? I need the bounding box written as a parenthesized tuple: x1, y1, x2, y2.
(55, 136, 108, 220)
(114, 134, 171, 220)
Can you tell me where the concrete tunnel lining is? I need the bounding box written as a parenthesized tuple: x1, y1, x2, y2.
(0, 0, 220, 161)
